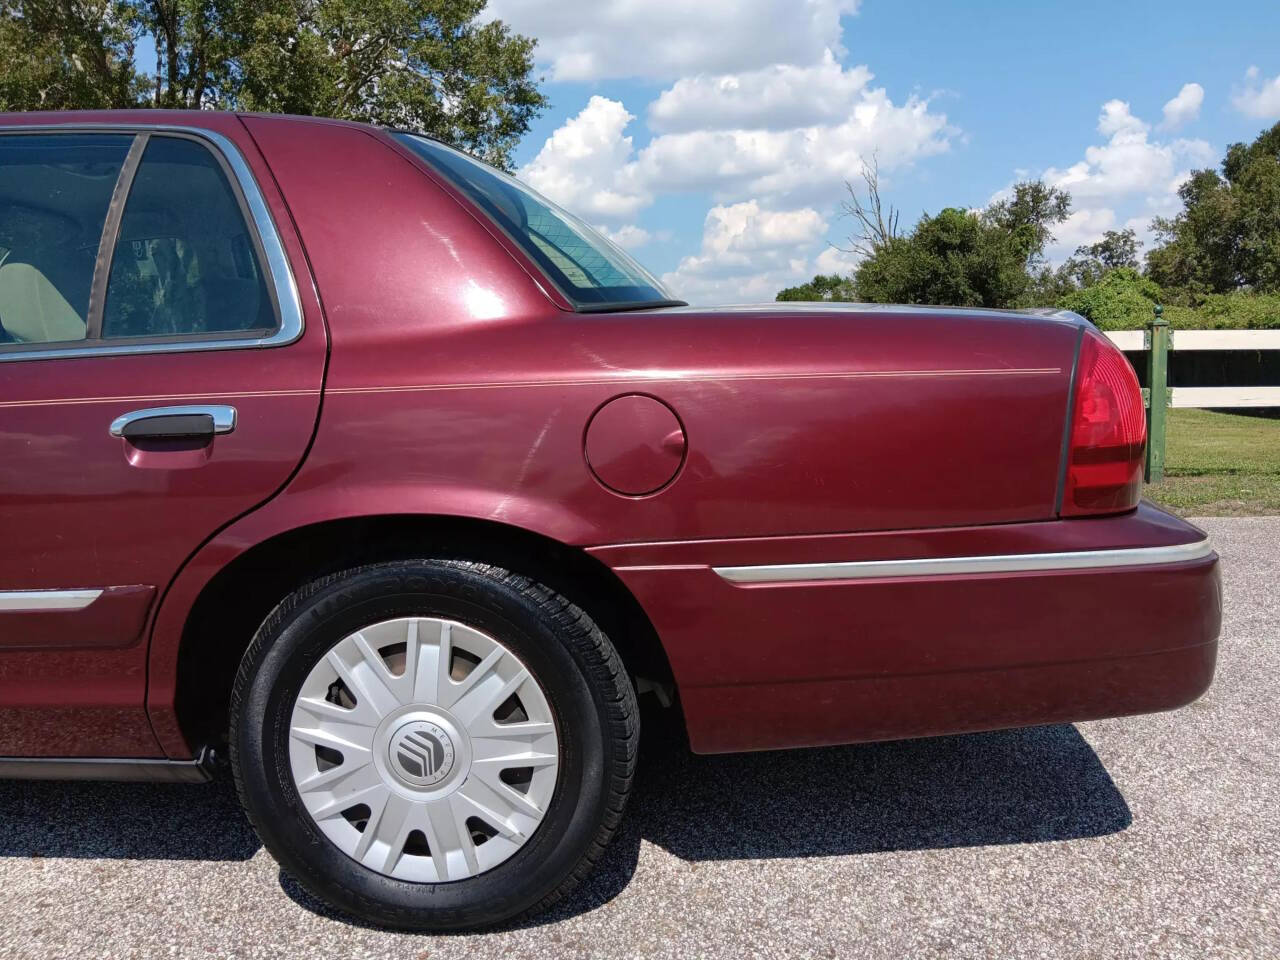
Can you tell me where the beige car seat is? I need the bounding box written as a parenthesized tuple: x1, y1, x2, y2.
(0, 262, 87, 343)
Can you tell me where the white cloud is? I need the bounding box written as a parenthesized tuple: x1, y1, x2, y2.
(1097, 99, 1147, 138)
(1232, 66, 1280, 119)
(1167, 169, 1194, 193)
(815, 245, 862, 276)
(520, 83, 953, 221)
(648, 50, 873, 133)
(1011, 91, 1221, 265)
(1159, 82, 1204, 130)
(1172, 139, 1219, 166)
(1048, 207, 1117, 259)
(702, 201, 827, 254)
(661, 201, 829, 304)
(1041, 99, 1213, 201)
(596, 224, 653, 249)
(484, 0, 860, 83)
(1123, 216, 1157, 254)
(636, 88, 951, 203)
(1144, 168, 1196, 217)
(518, 97, 650, 220)
(498, 3, 954, 305)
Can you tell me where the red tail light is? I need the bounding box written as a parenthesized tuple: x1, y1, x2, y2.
(1061, 329, 1146, 516)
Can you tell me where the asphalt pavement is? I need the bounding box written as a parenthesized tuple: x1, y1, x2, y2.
(2, 516, 1276, 959)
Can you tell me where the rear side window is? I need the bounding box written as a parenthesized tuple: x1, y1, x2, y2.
(103, 136, 275, 339)
(0, 130, 279, 353)
(0, 134, 133, 345)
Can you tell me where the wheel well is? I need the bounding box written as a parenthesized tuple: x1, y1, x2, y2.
(174, 514, 678, 751)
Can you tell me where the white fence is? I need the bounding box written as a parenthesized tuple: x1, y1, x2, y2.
(1105, 329, 1280, 408)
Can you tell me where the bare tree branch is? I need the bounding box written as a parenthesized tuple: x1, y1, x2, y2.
(836, 155, 900, 259)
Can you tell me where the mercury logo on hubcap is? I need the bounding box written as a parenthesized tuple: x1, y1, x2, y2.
(389, 720, 455, 787)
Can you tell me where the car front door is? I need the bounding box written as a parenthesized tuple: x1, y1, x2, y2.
(0, 121, 326, 757)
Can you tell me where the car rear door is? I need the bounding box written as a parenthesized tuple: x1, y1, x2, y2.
(0, 119, 326, 757)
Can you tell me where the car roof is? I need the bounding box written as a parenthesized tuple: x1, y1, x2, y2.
(0, 109, 376, 133)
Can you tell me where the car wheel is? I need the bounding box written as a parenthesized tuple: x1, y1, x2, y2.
(229, 559, 638, 931)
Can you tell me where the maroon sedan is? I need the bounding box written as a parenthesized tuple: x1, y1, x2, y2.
(0, 111, 1220, 930)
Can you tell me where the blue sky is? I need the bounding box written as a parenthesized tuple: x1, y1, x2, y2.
(479, 0, 1280, 303)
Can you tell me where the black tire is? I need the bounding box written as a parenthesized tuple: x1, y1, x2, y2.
(229, 559, 638, 931)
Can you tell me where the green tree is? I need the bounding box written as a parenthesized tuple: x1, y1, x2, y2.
(984, 180, 1072, 273)
(1062, 228, 1142, 287)
(1146, 121, 1280, 295)
(0, 0, 546, 167)
(1057, 267, 1163, 330)
(776, 273, 856, 302)
(0, 1, 146, 110)
(853, 207, 1038, 307)
(835, 179, 1070, 309)
(776, 178, 1072, 308)
(1024, 263, 1079, 305)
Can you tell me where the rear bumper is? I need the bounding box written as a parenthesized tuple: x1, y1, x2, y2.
(593, 502, 1222, 753)
(680, 637, 1218, 754)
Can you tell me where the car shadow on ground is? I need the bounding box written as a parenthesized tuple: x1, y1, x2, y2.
(0, 774, 258, 861)
(521, 720, 1133, 929)
(0, 722, 1130, 928)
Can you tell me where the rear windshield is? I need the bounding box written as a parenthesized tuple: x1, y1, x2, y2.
(394, 134, 681, 311)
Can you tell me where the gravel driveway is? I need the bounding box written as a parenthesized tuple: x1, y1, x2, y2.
(2, 516, 1276, 960)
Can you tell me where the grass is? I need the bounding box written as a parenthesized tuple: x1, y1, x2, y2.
(1145, 408, 1280, 516)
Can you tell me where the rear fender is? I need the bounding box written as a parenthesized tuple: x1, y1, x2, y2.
(144, 484, 596, 756)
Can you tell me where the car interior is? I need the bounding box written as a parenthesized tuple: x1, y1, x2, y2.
(0, 144, 119, 344)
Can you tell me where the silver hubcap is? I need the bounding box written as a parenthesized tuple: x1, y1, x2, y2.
(288, 617, 559, 882)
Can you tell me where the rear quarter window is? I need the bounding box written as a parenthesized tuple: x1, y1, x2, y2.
(394, 133, 681, 312)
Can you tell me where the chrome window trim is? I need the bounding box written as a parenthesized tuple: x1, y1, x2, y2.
(0, 123, 303, 363)
(0, 589, 103, 611)
(712, 538, 1215, 584)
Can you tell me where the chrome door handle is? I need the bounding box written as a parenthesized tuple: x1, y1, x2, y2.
(109, 404, 238, 441)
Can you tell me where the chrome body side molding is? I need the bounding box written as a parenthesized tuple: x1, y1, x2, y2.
(0, 589, 103, 611)
(713, 538, 1215, 584)
(0, 748, 216, 783)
